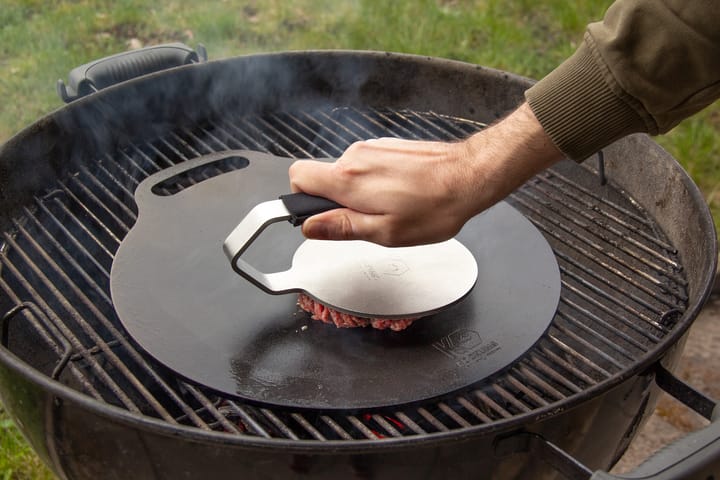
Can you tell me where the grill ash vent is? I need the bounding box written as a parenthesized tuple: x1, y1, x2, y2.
(0, 107, 687, 442)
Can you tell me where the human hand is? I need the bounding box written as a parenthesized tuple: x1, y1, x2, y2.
(289, 138, 479, 246)
(288, 103, 563, 247)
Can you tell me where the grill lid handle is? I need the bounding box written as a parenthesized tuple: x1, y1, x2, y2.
(57, 42, 207, 103)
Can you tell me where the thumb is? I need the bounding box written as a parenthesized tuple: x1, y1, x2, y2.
(301, 209, 356, 241)
(302, 209, 382, 242)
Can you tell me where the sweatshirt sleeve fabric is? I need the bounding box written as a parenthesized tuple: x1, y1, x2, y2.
(525, 0, 720, 161)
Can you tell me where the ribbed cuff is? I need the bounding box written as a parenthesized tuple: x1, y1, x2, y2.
(525, 38, 650, 162)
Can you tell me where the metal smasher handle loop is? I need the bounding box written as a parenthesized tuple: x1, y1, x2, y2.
(222, 200, 302, 295)
(222, 193, 344, 295)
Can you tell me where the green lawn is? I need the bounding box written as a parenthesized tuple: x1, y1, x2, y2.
(1, 1, 718, 478)
(0, 407, 53, 480)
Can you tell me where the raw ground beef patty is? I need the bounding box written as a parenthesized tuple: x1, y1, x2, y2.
(297, 293, 420, 331)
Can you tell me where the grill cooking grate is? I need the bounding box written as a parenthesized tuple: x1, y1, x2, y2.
(0, 107, 687, 441)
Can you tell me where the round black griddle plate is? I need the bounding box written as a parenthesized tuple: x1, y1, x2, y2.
(110, 151, 561, 410)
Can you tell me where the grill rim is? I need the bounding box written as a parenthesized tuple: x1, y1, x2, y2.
(0, 50, 716, 451)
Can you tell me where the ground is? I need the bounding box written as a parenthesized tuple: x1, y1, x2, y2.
(612, 289, 720, 474)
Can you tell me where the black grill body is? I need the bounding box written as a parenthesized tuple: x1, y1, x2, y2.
(0, 51, 715, 479)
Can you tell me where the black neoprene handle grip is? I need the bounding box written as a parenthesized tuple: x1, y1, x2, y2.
(279, 193, 344, 226)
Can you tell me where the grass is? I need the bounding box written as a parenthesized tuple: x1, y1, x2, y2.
(1, 1, 718, 477)
(0, 407, 53, 480)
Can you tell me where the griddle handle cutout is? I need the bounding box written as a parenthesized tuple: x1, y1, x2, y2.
(280, 193, 343, 226)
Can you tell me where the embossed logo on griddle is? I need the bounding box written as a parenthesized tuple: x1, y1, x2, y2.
(361, 258, 409, 280)
(433, 328, 501, 367)
(381, 258, 409, 276)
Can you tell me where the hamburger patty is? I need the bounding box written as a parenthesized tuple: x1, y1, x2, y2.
(297, 293, 420, 331)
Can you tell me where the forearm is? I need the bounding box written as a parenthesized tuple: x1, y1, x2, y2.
(527, 0, 720, 161)
(460, 102, 563, 218)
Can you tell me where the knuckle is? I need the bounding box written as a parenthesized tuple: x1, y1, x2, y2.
(288, 160, 305, 177)
(337, 213, 355, 240)
(339, 141, 372, 164)
(288, 161, 305, 190)
(332, 160, 357, 184)
(343, 141, 366, 156)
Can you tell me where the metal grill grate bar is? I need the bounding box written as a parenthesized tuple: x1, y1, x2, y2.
(515, 364, 567, 402)
(555, 307, 637, 364)
(178, 384, 235, 433)
(64, 178, 133, 235)
(560, 293, 650, 353)
(516, 188, 685, 299)
(255, 117, 316, 158)
(394, 412, 427, 435)
(0, 279, 103, 398)
(555, 251, 669, 332)
(535, 345, 598, 388)
(528, 178, 684, 284)
(506, 368, 549, 407)
(320, 415, 354, 440)
(94, 160, 140, 206)
(118, 148, 154, 179)
(260, 408, 301, 440)
(465, 393, 506, 420)
(281, 113, 346, 156)
(546, 168, 676, 252)
(560, 269, 663, 343)
(50, 192, 223, 428)
(370, 415, 404, 438)
(545, 334, 612, 379)
(533, 174, 681, 271)
(347, 415, 381, 439)
(34, 196, 113, 277)
(290, 413, 327, 441)
(438, 402, 473, 428)
(417, 407, 451, 432)
(194, 126, 239, 153)
(490, 384, 533, 414)
(309, 111, 361, 147)
(222, 401, 272, 438)
(18, 209, 111, 306)
(513, 191, 683, 307)
(3, 229, 191, 421)
(73, 168, 137, 222)
(0, 236, 144, 413)
(525, 355, 584, 395)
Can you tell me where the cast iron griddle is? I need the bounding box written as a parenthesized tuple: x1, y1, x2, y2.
(110, 150, 561, 409)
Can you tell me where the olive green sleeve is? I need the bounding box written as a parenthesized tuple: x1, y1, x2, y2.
(525, 0, 720, 161)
